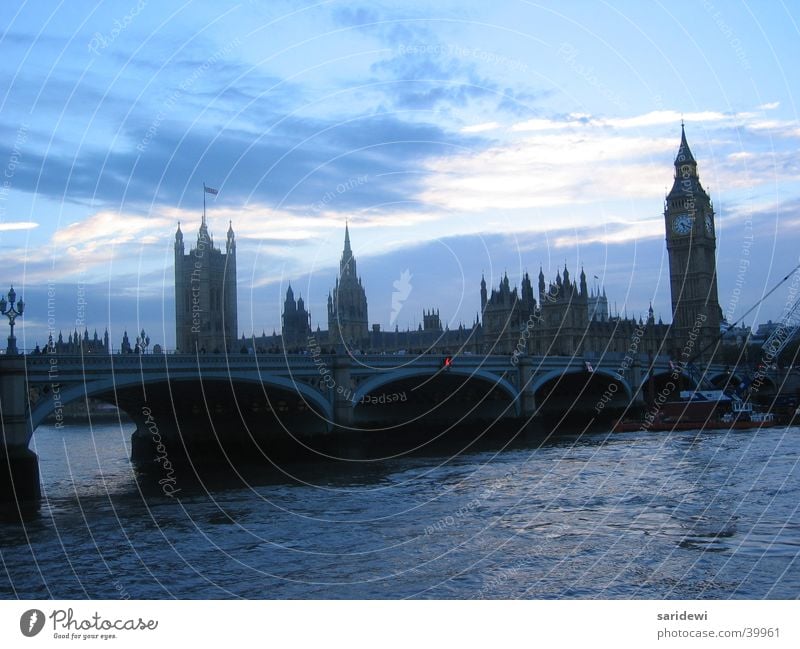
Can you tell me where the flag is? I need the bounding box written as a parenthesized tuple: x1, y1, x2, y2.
(204, 185, 219, 195)
(585, 361, 594, 373)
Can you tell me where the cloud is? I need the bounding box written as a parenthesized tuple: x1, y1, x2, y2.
(417, 132, 674, 212)
(549, 218, 665, 247)
(0, 221, 39, 231)
(52, 211, 174, 248)
(511, 109, 747, 132)
(460, 121, 500, 133)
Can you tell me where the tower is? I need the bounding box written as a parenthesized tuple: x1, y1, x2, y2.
(282, 284, 311, 348)
(327, 223, 369, 349)
(664, 124, 722, 363)
(174, 215, 238, 353)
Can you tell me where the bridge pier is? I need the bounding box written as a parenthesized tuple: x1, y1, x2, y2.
(628, 356, 646, 407)
(333, 355, 354, 428)
(0, 358, 40, 506)
(517, 357, 537, 417)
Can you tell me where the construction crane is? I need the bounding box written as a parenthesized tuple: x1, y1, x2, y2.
(759, 294, 800, 364)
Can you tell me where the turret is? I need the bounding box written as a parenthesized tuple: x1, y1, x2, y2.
(538, 266, 546, 301)
(480, 273, 487, 311)
(284, 285, 296, 312)
(226, 220, 235, 254)
(175, 222, 184, 255)
(521, 272, 534, 306)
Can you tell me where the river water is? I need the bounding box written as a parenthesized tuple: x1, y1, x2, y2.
(1, 421, 798, 599)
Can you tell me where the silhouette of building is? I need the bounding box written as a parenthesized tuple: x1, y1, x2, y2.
(587, 285, 609, 322)
(480, 271, 537, 352)
(476, 264, 668, 357)
(174, 215, 237, 353)
(423, 308, 442, 332)
(46, 328, 109, 354)
(327, 223, 369, 349)
(281, 284, 311, 349)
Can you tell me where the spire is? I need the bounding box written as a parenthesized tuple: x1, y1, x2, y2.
(198, 213, 210, 245)
(339, 222, 357, 279)
(669, 123, 705, 200)
(175, 221, 184, 254)
(226, 219, 235, 253)
(676, 121, 696, 165)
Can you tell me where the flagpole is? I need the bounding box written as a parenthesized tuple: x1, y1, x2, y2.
(203, 182, 206, 224)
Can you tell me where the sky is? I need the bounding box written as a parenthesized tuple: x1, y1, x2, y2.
(1, 0, 799, 350)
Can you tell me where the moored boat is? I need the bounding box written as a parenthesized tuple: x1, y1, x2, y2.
(613, 390, 782, 432)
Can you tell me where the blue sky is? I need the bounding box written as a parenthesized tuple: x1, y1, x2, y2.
(1, 0, 799, 349)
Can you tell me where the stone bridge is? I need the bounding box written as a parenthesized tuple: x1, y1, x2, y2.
(0, 350, 757, 504)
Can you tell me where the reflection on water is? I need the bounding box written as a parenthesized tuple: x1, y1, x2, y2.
(1, 422, 798, 599)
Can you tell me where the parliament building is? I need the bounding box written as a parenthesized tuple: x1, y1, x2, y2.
(181, 126, 723, 363)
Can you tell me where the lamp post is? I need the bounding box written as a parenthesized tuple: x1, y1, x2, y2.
(0, 286, 24, 355)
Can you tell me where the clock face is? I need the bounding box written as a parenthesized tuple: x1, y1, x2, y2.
(704, 215, 714, 235)
(672, 213, 694, 235)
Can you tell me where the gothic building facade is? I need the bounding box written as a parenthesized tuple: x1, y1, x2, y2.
(477, 264, 669, 358)
(174, 215, 238, 353)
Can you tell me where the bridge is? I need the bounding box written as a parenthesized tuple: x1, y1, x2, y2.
(0, 349, 777, 505)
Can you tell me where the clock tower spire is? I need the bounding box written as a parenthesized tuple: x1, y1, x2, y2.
(664, 124, 722, 364)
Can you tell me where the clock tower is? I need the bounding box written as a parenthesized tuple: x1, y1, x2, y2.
(664, 124, 722, 364)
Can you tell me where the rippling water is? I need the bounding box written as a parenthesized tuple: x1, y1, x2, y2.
(1, 421, 799, 599)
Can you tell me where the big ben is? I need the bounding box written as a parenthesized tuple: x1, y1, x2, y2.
(664, 124, 722, 363)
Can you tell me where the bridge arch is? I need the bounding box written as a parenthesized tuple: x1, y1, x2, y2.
(638, 370, 697, 400)
(709, 372, 744, 390)
(353, 367, 521, 417)
(29, 370, 334, 432)
(531, 367, 633, 402)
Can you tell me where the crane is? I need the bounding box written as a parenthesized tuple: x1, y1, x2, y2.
(759, 294, 800, 364)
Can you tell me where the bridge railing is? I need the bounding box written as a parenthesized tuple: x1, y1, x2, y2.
(18, 351, 677, 373)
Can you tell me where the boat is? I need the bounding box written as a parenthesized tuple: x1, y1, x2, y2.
(613, 389, 782, 432)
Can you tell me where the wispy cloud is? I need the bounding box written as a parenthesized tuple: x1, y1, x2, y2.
(0, 221, 38, 231)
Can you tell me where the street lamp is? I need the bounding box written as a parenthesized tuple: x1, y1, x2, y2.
(0, 286, 24, 355)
